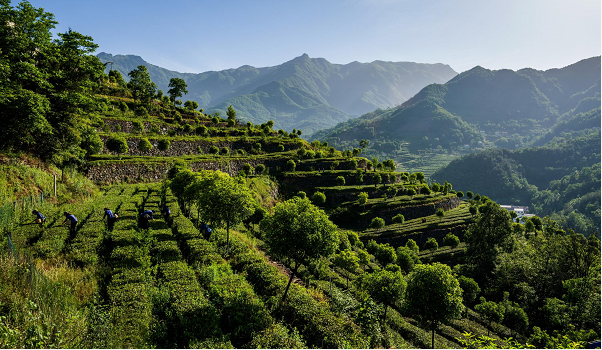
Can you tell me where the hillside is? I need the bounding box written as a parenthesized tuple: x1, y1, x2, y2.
(98, 52, 458, 136)
(311, 56, 601, 175)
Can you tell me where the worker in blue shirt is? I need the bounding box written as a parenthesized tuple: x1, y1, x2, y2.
(103, 207, 118, 231)
(200, 223, 212, 239)
(161, 205, 171, 226)
(32, 210, 46, 228)
(138, 209, 154, 229)
(63, 212, 78, 235)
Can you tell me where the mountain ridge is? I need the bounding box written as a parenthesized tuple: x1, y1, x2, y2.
(97, 52, 458, 136)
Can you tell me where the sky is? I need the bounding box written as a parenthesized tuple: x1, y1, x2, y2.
(30, 0, 601, 74)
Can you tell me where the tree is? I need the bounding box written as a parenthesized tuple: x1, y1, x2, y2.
(457, 275, 480, 306)
(359, 269, 406, 320)
(415, 172, 425, 183)
(406, 188, 416, 199)
(396, 246, 415, 273)
(420, 185, 431, 195)
(167, 77, 188, 103)
(442, 233, 459, 249)
(404, 263, 464, 349)
(373, 173, 382, 187)
(406, 239, 419, 254)
(436, 207, 445, 223)
(357, 249, 371, 270)
(311, 191, 326, 206)
(370, 217, 385, 229)
(358, 192, 369, 208)
(465, 201, 512, 282)
(359, 139, 370, 151)
(226, 105, 237, 121)
(157, 139, 170, 151)
(183, 100, 198, 111)
(128, 65, 157, 105)
(106, 135, 128, 155)
(260, 197, 339, 303)
(474, 297, 505, 336)
(137, 138, 152, 153)
(466, 191, 473, 199)
(392, 214, 405, 224)
(286, 159, 296, 172)
(456, 191, 464, 198)
(333, 249, 360, 289)
(336, 176, 346, 186)
(375, 243, 397, 265)
(431, 182, 441, 193)
(195, 172, 255, 253)
(255, 164, 266, 175)
(424, 237, 438, 255)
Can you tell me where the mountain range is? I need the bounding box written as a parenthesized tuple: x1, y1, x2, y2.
(311, 56, 600, 156)
(97, 52, 457, 136)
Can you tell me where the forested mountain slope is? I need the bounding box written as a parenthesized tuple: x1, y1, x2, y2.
(98, 52, 457, 136)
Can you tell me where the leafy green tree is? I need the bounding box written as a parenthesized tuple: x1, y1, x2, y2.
(431, 182, 441, 193)
(373, 173, 382, 187)
(442, 233, 459, 249)
(132, 120, 144, 133)
(371, 217, 385, 229)
(80, 125, 103, 156)
(357, 192, 369, 209)
(196, 171, 255, 253)
(359, 139, 369, 151)
(183, 100, 198, 111)
(296, 191, 306, 199)
(286, 159, 296, 172)
(359, 269, 406, 320)
(209, 145, 219, 154)
(106, 135, 128, 155)
(469, 205, 477, 216)
(524, 219, 536, 233)
(226, 105, 237, 121)
(157, 139, 170, 151)
(134, 105, 149, 118)
(336, 176, 346, 186)
(260, 197, 339, 303)
(404, 263, 464, 349)
(375, 243, 397, 265)
(241, 163, 253, 176)
(392, 214, 404, 224)
(424, 237, 438, 255)
(333, 249, 360, 289)
(137, 138, 152, 153)
(357, 249, 371, 270)
(456, 191, 464, 198)
(387, 186, 398, 199)
(420, 185, 431, 195)
(415, 172, 425, 183)
(465, 201, 512, 282)
(406, 188, 416, 199)
(406, 239, 419, 254)
(167, 77, 188, 103)
(311, 191, 326, 206)
(466, 191, 473, 199)
(396, 246, 415, 273)
(128, 65, 157, 105)
(457, 275, 480, 306)
(475, 297, 505, 336)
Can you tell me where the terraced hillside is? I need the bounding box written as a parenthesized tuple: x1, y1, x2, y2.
(4, 182, 515, 348)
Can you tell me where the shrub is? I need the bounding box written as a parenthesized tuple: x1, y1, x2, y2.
(370, 217, 385, 229)
(174, 112, 183, 123)
(311, 191, 326, 206)
(134, 106, 149, 118)
(157, 139, 170, 151)
(420, 185, 431, 195)
(196, 125, 208, 136)
(392, 214, 404, 224)
(242, 163, 253, 176)
(209, 145, 219, 154)
(227, 119, 235, 127)
(442, 233, 459, 249)
(304, 150, 315, 159)
(219, 147, 229, 155)
(297, 148, 306, 158)
(286, 159, 296, 172)
(255, 164, 265, 175)
(211, 117, 219, 124)
(106, 136, 128, 154)
(296, 191, 306, 199)
(424, 237, 438, 254)
(138, 138, 153, 152)
(119, 101, 128, 112)
(336, 176, 345, 186)
(277, 144, 285, 152)
(254, 143, 262, 152)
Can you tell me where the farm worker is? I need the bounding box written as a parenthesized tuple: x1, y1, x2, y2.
(139, 209, 154, 229)
(103, 207, 118, 231)
(161, 205, 171, 223)
(200, 223, 212, 239)
(32, 210, 46, 228)
(63, 212, 78, 235)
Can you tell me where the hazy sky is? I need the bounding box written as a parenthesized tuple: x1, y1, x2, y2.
(32, 0, 601, 74)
